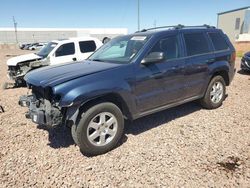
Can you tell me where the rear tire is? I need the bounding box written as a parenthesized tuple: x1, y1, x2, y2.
(200, 75, 226, 109)
(74, 102, 124, 156)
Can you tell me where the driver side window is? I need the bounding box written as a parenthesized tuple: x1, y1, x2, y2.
(55, 43, 75, 57)
(148, 35, 179, 61)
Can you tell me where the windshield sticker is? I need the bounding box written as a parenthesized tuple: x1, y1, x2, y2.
(131, 36, 147, 41)
(51, 44, 57, 47)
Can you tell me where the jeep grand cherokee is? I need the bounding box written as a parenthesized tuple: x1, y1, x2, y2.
(19, 25, 236, 156)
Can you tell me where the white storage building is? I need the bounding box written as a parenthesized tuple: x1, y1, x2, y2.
(0, 28, 128, 44)
(217, 6, 250, 41)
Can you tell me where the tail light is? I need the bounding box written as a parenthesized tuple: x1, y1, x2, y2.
(230, 52, 236, 63)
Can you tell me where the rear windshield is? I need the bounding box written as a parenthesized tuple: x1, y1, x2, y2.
(208, 32, 229, 51)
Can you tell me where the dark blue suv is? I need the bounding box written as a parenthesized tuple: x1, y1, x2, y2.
(19, 25, 236, 156)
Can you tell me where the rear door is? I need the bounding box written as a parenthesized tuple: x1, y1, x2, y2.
(78, 40, 97, 61)
(207, 32, 232, 63)
(182, 31, 214, 98)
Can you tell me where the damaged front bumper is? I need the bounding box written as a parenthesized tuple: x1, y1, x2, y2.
(8, 59, 49, 83)
(19, 94, 62, 127)
(7, 64, 30, 79)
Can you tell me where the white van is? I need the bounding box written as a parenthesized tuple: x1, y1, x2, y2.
(7, 37, 103, 86)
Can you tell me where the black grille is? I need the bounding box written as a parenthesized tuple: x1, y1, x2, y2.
(31, 86, 44, 100)
(8, 66, 18, 77)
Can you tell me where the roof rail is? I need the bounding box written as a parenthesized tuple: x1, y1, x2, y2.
(137, 24, 216, 33)
(180, 24, 216, 29)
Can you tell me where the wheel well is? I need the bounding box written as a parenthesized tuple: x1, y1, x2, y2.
(212, 70, 229, 86)
(79, 93, 132, 120)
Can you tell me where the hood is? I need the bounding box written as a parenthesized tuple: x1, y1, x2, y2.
(25, 60, 122, 87)
(7, 53, 42, 66)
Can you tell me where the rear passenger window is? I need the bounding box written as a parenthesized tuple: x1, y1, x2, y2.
(148, 35, 179, 61)
(79, 41, 96, 53)
(208, 33, 229, 51)
(55, 43, 75, 57)
(184, 33, 210, 56)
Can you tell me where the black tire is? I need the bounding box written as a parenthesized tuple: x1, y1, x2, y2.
(71, 123, 79, 145)
(75, 102, 124, 156)
(200, 75, 226, 109)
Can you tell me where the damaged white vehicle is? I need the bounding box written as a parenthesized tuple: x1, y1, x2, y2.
(7, 37, 103, 86)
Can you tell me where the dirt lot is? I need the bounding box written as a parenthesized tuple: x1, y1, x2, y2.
(0, 49, 249, 187)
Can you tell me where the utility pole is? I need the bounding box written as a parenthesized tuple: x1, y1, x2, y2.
(154, 20, 157, 29)
(137, 0, 140, 31)
(12, 16, 18, 44)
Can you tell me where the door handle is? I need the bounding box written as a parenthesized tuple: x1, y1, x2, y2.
(205, 58, 215, 64)
(72, 57, 77, 61)
(171, 65, 180, 70)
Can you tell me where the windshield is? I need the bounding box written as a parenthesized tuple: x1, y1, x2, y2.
(36, 42, 57, 58)
(88, 35, 150, 64)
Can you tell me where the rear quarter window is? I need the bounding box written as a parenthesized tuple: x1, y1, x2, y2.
(79, 41, 97, 53)
(184, 33, 211, 56)
(208, 32, 229, 51)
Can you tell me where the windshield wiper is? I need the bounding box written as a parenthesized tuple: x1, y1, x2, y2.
(91, 59, 103, 62)
(35, 53, 41, 57)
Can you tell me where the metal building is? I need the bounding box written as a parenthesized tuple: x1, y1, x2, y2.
(217, 6, 250, 42)
(0, 28, 128, 44)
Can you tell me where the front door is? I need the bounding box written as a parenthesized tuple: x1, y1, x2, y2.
(51, 42, 77, 65)
(135, 34, 186, 113)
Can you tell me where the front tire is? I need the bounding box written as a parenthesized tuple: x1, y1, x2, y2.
(71, 123, 79, 145)
(74, 102, 124, 156)
(200, 75, 226, 109)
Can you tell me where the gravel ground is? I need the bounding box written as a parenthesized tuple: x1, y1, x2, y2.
(0, 49, 249, 187)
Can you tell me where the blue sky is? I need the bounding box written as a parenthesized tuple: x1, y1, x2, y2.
(0, 0, 249, 33)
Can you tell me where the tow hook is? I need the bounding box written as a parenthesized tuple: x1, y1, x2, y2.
(25, 113, 31, 119)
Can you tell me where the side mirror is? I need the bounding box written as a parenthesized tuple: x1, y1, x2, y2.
(141, 52, 164, 65)
(120, 43, 125, 48)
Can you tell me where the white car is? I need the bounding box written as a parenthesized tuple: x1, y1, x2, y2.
(29, 43, 47, 50)
(7, 37, 103, 86)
